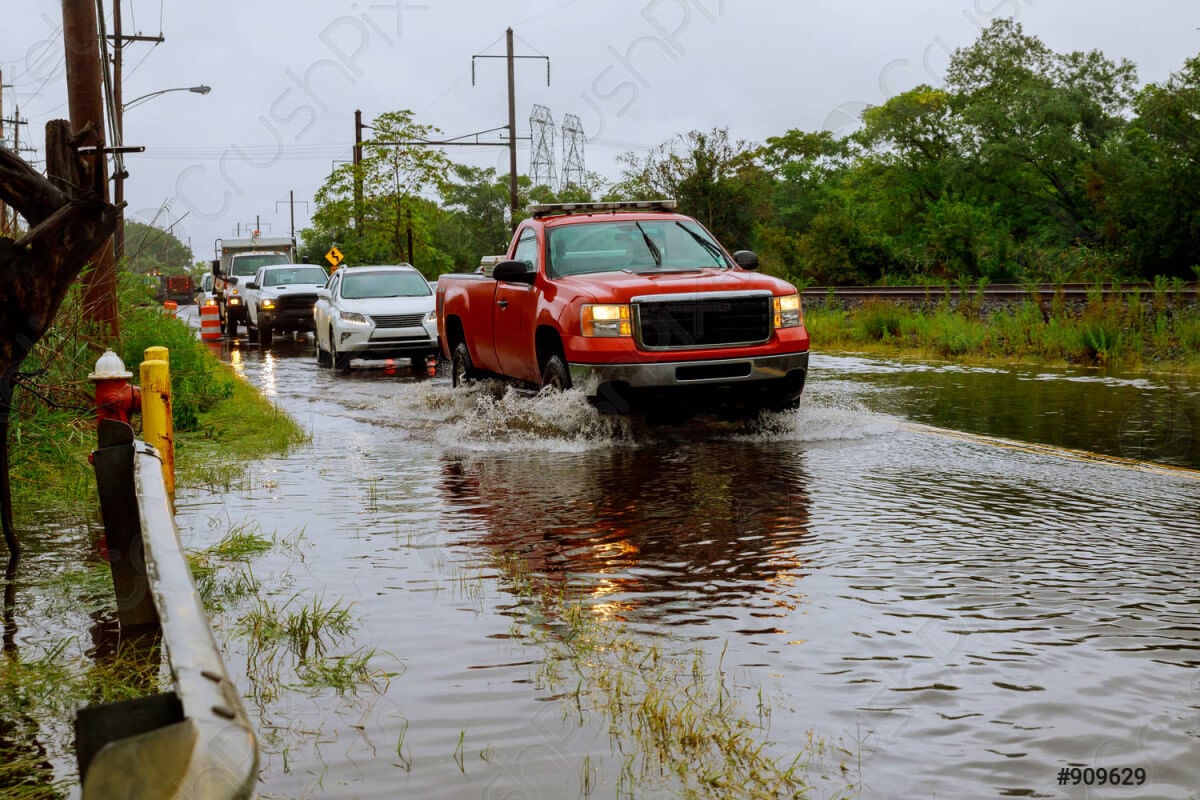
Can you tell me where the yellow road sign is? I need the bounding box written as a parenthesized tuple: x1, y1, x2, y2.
(325, 246, 344, 269)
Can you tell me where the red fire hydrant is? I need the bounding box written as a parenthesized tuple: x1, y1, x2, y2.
(89, 349, 141, 425)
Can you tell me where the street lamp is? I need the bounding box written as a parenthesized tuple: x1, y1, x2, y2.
(122, 84, 211, 112)
(115, 84, 212, 262)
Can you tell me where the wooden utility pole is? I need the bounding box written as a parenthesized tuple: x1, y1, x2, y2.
(354, 109, 364, 232)
(63, 0, 117, 339)
(505, 28, 518, 219)
(1, 70, 7, 237)
(107, 4, 162, 265)
(112, 0, 124, 263)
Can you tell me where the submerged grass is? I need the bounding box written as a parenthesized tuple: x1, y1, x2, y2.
(492, 553, 859, 799)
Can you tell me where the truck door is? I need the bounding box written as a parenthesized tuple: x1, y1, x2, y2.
(493, 229, 541, 384)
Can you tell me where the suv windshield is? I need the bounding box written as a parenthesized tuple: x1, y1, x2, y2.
(341, 271, 431, 299)
(547, 219, 730, 277)
(262, 267, 328, 286)
(231, 253, 290, 276)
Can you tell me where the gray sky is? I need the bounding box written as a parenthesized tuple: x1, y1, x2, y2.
(5, 0, 1198, 263)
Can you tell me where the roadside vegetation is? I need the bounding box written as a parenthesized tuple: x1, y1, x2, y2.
(8, 275, 304, 516)
(1, 275, 305, 798)
(804, 281, 1200, 372)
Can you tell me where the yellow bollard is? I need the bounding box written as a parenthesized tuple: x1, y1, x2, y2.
(144, 345, 169, 364)
(139, 357, 175, 499)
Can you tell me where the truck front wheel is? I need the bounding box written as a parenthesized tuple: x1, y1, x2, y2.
(541, 354, 571, 392)
(451, 342, 477, 388)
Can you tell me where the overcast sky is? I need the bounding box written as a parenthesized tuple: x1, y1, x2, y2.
(5, 0, 1198, 263)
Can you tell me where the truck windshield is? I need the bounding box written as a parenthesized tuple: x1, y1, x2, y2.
(547, 219, 731, 277)
(262, 267, 328, 286)
(341, 271, 431, 299)
(231, 253, 290, 276)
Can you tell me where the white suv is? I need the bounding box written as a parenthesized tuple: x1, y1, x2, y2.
(313, 264, 439, 372)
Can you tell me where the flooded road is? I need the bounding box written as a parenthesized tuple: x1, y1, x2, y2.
(154, 332, 1200, 799)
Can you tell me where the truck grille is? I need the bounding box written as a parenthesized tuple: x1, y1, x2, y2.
(370, 313, 426, 328)
(635, 296, 771, 349)
(275, 293, 317, 312)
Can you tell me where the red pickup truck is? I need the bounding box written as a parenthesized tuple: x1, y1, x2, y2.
(435, 200, 809, 419)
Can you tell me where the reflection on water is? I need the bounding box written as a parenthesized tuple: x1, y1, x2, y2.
(826, 353, 1200, 468)
(440, 443, 812, 629)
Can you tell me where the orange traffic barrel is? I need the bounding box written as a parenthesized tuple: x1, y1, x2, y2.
(199, 303, 221, 340)
(163, 300, 178, 317)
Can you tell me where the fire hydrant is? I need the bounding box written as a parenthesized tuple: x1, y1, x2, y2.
(89, 350, 140, 425)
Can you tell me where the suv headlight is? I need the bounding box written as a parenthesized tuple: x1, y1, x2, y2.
(423, 310, 436, 324)
(582, 304, 631, 337)
(773, 294, 802, 328)
(339, 311, 372, 328)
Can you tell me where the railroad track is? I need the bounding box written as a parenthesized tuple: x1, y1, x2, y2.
(800, 282, 1200, 301)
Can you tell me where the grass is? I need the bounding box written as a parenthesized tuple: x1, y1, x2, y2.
(805, 290, 1200, 372)
(490, 553, 859, 799)
(2, 275, 307, 798)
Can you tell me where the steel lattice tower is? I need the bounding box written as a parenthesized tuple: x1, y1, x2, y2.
(529, 104, 557, 190)
(560, 113, 586, 192)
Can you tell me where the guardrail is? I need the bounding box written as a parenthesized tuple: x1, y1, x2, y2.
(78, 418, 257, 799)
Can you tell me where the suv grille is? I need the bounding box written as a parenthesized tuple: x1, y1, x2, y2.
(370, 313, 426, 328)
(636, 296, 771, 349)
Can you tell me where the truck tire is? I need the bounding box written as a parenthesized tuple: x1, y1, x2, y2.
(451, 342, 477, 388)
(258, 323, 273, 349)
(220, 308, 231, 336)
(541, 354, 571, 392)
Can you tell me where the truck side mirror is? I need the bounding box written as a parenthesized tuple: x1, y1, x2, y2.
(733, 250, 759, 270)
(211, 259, 222, 276)
(492, 260, 535, 284)
(245, 282, 259, 290)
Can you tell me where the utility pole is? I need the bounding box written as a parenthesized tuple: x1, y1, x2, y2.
(275, 191, 309, 243)
(471, 28, 549, 224)
(107, 3, 163, 264)
(63, 0, 117, 338)
(506, 28, 518, 217)
(354, 109, 364, 232)
(1, 69, 8, 236)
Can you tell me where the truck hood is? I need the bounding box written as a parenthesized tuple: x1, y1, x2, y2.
(556, 269, 796, 302)
(260, 283, 326, 298)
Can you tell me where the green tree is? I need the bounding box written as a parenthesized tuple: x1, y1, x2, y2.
(305, 110, 452, 273)
(123, 221, 193, 275)
(611, 128, 769, 248)
(945, 19, 1136, 255)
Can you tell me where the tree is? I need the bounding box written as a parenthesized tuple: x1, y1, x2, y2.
(1102, 55, 1200, 277)
(945, 19, 1136, 251)
(612, 128, 769, 248)
(123, 221, 192, 275)
(306, 110, 452, 271)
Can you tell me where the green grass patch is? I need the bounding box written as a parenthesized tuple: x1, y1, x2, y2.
(805, 289, 1200, 372)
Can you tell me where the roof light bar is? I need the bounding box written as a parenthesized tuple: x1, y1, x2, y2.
(527, 199, 678, 218)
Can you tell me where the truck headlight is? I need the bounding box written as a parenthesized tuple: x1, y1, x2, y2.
(228, 297, 241, 306)
(261, 300, 276, 310)
(582, 304, 631, 337)
(773, 294, 802, 328)
(339, 311, 372, 329)
(423, 310, 436, 324)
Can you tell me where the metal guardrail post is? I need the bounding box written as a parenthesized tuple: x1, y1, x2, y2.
(81, 419, 257, 799)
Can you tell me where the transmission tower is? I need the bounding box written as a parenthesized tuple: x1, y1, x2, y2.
(529, 104, 557, 190)
(560, 113, 587, 192)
